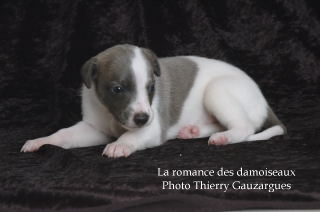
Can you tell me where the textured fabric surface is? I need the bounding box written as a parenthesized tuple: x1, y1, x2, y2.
(1, 0, 320, 211)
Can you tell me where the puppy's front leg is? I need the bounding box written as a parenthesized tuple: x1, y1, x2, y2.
(21, 121, 110, 152)
(102, 120, 161, 158)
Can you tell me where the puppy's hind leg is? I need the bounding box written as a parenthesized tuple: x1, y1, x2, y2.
(204, 78, 256, 145)
(21, 121, 110, 152)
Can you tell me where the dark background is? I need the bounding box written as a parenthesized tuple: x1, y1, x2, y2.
(1, 0, 320, 211)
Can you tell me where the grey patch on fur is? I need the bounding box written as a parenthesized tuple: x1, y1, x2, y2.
(81, 57, 98, 88)
(94, 44, 138, 126)
(156, 57, 198, 140)
(140, 48, 160, 104)
(263, 107, 287, 134)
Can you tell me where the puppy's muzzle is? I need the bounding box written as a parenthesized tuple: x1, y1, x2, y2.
(133, 113, 149, 126)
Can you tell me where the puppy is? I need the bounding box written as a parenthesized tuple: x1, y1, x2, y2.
(21, 44, 286, 158)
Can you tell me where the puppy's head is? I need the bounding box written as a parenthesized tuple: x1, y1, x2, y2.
(81, 44, 160, 130)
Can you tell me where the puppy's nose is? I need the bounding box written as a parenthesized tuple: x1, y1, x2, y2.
(133, 113, 149, 126)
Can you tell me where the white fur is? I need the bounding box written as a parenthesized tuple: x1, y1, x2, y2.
(247, 125, 284, 141)
(21, 51, 284, 157)
(129, 47, 153, 126)
(21, 121, 108, 152)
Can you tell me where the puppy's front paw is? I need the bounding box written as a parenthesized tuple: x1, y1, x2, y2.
(102, 142, 134, 158)
(21, 138, 47, 152)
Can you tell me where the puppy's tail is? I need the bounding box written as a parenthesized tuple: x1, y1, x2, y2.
(247, 107, 287, 141)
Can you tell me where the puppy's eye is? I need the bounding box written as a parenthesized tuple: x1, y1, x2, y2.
(111, 85, 125, 94)
(148, 82, 155, 94)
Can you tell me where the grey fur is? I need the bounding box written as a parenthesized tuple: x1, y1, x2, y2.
(81, 57, 98, 88)
(93, 45, 138, 126)
(156, 57, 198, 140)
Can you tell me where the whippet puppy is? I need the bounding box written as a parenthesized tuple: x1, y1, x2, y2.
(21, 44, 286, 158)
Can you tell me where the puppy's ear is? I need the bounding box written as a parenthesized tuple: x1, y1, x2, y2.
(80, 57, 98, 88)
(142, 48, 161, 77)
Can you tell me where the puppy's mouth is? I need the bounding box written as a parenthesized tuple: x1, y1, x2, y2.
(121, 124, 142, 131)
(120, 112, 154, 131)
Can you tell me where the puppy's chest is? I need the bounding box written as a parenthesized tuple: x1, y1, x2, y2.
(104, 121, 126, 138)
(85, 109, 125, 137)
